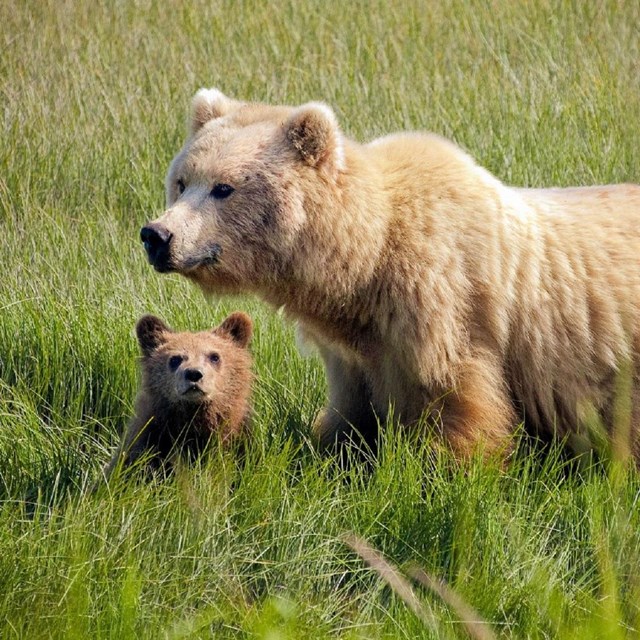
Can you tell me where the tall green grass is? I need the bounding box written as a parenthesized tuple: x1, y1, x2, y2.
(2, 0, 640, 637)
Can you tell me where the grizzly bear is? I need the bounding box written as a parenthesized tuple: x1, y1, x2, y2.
(104, 311, 253, 477)
(140, 88, 640, 461)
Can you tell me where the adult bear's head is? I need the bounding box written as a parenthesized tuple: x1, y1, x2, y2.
(140, 88, 346, 296)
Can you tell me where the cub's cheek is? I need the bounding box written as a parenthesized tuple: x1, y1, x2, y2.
(196, 374, 220, 398)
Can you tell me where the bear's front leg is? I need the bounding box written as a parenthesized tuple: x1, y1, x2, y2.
(313, 345, 380, 455)
(438, 351, 517, 460)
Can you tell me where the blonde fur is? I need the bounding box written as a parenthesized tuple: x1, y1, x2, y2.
(144, 90, 640, 460)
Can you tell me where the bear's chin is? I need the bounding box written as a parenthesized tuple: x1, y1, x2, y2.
(185, 269, 246, 297)
(180, 243, 223, 271)
(176, 386, 208, 402)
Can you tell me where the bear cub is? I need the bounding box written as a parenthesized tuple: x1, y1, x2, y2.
(104, 312, 253, 478)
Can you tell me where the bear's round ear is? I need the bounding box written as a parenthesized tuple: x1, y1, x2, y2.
(284, 102, 345, 173)
(216, 312, 253, 349)
(136, 315, 172, 356)
(190, 88, 236, 135)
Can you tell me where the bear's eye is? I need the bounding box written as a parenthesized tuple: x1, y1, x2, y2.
(208, 352, 220, 364)
(168, 355, 183, 370)
(177, 179, 186, 195)
(210, 183, 234, 200)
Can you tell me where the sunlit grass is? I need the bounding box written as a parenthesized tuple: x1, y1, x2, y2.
(2, 0, 640, 637)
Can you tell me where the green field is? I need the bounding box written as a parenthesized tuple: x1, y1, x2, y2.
(2, 1, 640, 637)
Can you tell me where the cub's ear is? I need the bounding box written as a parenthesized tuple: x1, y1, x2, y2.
(190, 88, 237, 135)
(136, 315, 172, 356)
(216, 312, 253, 349)
(284, 102, 344, 172)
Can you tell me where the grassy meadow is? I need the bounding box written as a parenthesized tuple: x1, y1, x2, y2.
(2, 0, 640, 637)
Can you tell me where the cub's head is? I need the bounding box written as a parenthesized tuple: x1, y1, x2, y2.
(135, 312, 253, 405)
(140, 89, 345, 294)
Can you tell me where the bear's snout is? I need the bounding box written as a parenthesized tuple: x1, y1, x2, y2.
(141, 224, 173, 272)
(179, 367, 207, 398)
(184, 368, 203, 383)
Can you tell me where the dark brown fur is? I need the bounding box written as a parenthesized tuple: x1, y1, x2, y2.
(104, 312, 253, 478)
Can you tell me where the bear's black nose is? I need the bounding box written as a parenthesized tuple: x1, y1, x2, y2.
(184, 368, 203, 383)
(140, 224, 173, 272)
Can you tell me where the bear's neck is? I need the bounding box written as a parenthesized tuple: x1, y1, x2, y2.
(261, 144, 392, 356)
(149, 396, 247, 442)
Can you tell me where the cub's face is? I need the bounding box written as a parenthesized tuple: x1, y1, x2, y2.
(136, 312, 252, 404)
(141, 89, 344, 294)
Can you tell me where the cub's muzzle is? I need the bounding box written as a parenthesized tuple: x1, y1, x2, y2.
(140, 223, 173, 272)
(180, 368, 206, 398)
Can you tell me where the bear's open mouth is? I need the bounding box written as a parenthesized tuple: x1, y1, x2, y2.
(182, 243, 223, 270)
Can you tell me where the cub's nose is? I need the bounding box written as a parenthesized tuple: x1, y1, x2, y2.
(184, 368, 203, 383)
(140, 223, 173, 272)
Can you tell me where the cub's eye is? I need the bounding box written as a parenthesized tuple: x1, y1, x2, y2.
(168, 355, 183, 370)
(208, 352, 220, 364)
(177, 179, 186, 195)
(210, 183, 234, 199)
